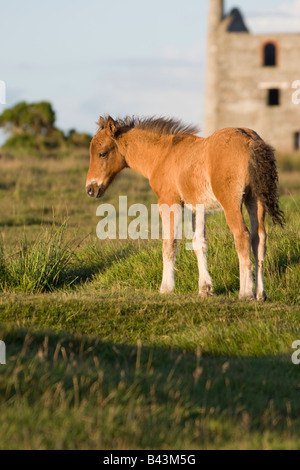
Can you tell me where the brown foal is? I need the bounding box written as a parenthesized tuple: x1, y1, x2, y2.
(86, 116, 284, 300)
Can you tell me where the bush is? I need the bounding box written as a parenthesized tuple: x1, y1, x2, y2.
(3, 134, 38, 149)
(42, 129, 66, 149)
(0, 222, 77, 293)
(66, 130, 92, 147)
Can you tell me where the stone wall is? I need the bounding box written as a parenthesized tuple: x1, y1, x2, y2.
(204, 1, 300, 152)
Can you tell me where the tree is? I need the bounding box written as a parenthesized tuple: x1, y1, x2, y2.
(0, 101, 91, 150)
(0, 101, 56, 137)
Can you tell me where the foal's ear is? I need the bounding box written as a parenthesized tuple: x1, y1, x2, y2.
(97, 116, 105, 129)
(107, 116, 117, 136)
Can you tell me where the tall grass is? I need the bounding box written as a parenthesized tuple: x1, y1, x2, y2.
(0, 208, 298, 302)
(0, 326, 299, 450)
(0, 222, 76, 293)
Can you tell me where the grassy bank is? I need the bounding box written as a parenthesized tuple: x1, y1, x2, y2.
(0, 150, 299, 449)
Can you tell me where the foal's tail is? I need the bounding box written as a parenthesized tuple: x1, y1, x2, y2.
(248, 139, 285, 226)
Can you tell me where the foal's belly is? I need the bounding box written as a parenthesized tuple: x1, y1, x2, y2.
(178, 177, 223, 214)
(196, 188, 223, 213)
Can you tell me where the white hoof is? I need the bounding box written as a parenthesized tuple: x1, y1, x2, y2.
(198, 283, 213, 298)
(255, 291, 267, 301)
(160, 283, 174, 294)
(239, 292, 255, 301)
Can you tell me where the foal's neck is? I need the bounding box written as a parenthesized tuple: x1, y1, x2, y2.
(118, 129, 170, 179)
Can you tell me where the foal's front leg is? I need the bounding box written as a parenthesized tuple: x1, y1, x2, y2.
(159, 203, 180, 294)
(160, 238, 177, 293)
(192, 209, 213, 297)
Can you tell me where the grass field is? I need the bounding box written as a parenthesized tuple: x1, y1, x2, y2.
(0, 149, 299, 450)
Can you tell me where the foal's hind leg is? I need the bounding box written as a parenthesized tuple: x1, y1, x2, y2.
(245, 196, 267, 301)
(223, 204, 254, 300)
(192, 209, 213, 297)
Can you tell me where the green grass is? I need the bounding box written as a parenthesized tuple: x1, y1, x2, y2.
(0, 150, 299, 449)
(0, 221, 78, 293)
(0, 325, 299, 450)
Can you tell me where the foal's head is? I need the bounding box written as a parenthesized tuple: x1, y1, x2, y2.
(86, 116, 126, 198)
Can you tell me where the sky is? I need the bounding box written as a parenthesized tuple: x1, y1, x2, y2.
(1, 0, 300, 138)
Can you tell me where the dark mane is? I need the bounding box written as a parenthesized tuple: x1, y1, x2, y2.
(97, 115, 200, 136)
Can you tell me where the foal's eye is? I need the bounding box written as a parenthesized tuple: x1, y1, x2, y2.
(99, 151, 108, 158)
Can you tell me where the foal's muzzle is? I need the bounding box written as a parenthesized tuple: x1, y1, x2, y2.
(86, 183, 106, 198)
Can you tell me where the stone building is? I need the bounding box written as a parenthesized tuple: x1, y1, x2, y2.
(204, 0, 300, 152)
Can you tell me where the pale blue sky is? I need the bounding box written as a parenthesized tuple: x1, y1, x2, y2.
(0, 0, 299, 137)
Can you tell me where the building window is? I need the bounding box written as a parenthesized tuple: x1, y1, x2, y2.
(263, 42, 277, 66)
(267, 89, 280, 106)
(294, 132, 300, 151)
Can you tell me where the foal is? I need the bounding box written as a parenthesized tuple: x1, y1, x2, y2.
(86, 116, 284, 300)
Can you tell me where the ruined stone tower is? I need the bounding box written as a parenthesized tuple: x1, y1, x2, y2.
(204, 0, 300, 152)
